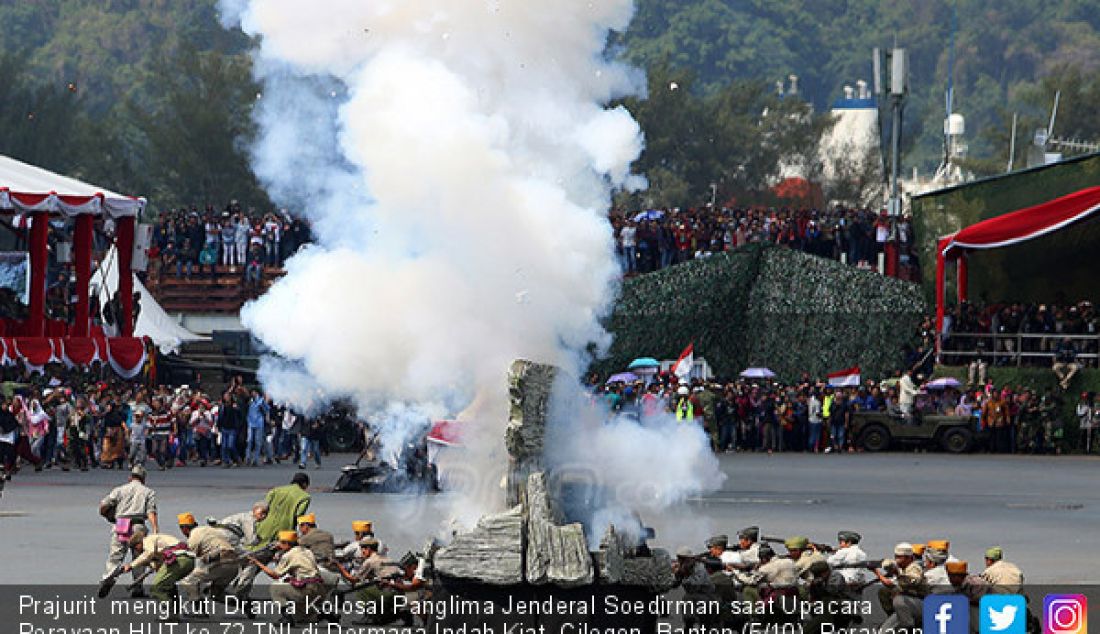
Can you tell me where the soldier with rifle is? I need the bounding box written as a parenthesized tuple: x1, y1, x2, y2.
(176, 512, 239, 601)
(671, 546, 716, 630)
(874, 543, 928, 631)
(248, 531, 325, 626)
(335, 520, 375, 564)
(120, 525, 195, 606)
(98, 465, 158, 598)
(335, 537, 408, 626)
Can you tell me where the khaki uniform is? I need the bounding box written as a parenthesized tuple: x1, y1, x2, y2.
(794, 551, 827, 578)
(982, 560, 1024, 593)
(925, 565, 951, 593)
(131, 534, 194, 602)
(756, 557, 798, 588)
(880, 561, 927, 631)
(299, 529, 339, 593)
(100, 480, 158, 580)
(269, 546, 323, 622)
(215, 512, 260, 549)
(179, 527, 239, 600)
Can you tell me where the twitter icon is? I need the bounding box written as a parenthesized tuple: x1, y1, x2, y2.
(982, 594, 1028, 634)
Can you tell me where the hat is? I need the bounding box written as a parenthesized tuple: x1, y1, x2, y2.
(399, 551, 418, 568)
(784, 536, 809, 550)
(838, 530, 861, 544)
(177, 513, 197, 527)
(359, 537, 380, 550)
(706, 535, 728, 549)
(911, 543, 926, 556)
(719, 551, 742, 567)
(946, 561, 968, 574)
(130, 465, 147, 480)
(278, 531, 298, 543)
(809, 560, 830, 576)
(296, 513, 316, 526)
(352, 521, 373, 534)
(927, 548, 949, 565)
(894, 542, 914, 556)
(927, 539, 950, 551)
(677, 386, 690, 396)
(984, 546, 1003, 561)
(738, 526, 760, 541)
(675, 546, 695, 558)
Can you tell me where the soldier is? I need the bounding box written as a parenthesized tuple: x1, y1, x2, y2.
(752, 544, 798, 602)
(99, 465, 158, 596)
(122, 525, 195, 604)
(249, 530, 325, 626)
(784, 536, 826, 579)
(177, 513, 239, 601)
(336, 537, 405, 626)
(874, 543, 927, 631)
(946, 561, 990, 604)
(212, 501, 268, 550)
(705, 553, 739, 628)
(805, 560, 856, 634)
(255, 472, 311, 545)
(671, 547, 715, 630)
(826, 530, 873, 594)
(705, 534, 730, 558)
(297, 514, 341, 597)
(336, 520, 375, 563)
(981, 547, 1024, 593)
(737, 526, 761, 566)
(924, 544, 951, 592)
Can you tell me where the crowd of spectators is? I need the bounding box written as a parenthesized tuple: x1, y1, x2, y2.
(147, 201, 312, 292)
(0, 367, 331, 485)
(591, 369, 1094, 457)
(943, 300, 1099, 368)
(610, 205, 919, 280)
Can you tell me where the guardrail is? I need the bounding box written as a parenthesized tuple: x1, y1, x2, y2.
(938, 332, 1098, 367)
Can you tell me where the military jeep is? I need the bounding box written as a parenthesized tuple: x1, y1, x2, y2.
(850, 410, 983, 453)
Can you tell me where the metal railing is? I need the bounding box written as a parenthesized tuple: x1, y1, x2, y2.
(937, 332, 1099, 367)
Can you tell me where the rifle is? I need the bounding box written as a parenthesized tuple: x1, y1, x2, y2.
(334, 572, 403, 598)
(761, 535, 836, 554)
(98, 564, 154, 598)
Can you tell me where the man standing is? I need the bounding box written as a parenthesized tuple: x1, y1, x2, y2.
(245, 390, 270, 467)
(99, 465, 158, 594)
(899, 371, 919, 419)
(808, 390, 823, 453)
(982, 389, 1009, 453)
(256, 472, 311, 545)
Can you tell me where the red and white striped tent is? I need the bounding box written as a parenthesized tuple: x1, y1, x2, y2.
(935, 186, 1100, 339)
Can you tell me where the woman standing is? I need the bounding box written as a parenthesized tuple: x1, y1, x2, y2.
(100, 400, 127, 469)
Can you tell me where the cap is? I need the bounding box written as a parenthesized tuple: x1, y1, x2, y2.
(911, 543, 926, 556)
(352, 521, 373, 534)
(359, 537, 380, 549)
(131, 465, 147, 480)
(177, 513, 197, 527)
(675, 546, 695, 558)
(808, 560, 830, 576)
(927, 548, 949, 565)
(399, 551, 419, 568)
(719, 551, 742, 567)
(985, 546, 1003, 561)
(946, 561, 968, 574)
(894, 542, 914, 556)
(838, 530, 861, 544)
(927, 539, 950, 551)
(784, 536, 810, 550)
(278, 531, 298, 543)
(677, 386, 690, 396)
(738, 526, 760, 541)
(296, 513, 316, 526)
(706, 535, 728, 549)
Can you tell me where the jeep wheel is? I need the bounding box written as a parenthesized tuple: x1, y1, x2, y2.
(940, 427, 973, 454)
(859, 424, 891, 452)
(325, 418, 361, 453)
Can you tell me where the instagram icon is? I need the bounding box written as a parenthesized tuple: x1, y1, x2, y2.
(1045, 595, 1087, 634)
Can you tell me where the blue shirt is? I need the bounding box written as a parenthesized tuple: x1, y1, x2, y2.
(247, 397, 268, 429)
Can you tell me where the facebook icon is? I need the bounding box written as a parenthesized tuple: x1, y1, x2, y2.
(925, 595, 970, 634)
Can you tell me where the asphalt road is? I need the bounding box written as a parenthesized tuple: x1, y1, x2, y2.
(1, 451, 1098, 583)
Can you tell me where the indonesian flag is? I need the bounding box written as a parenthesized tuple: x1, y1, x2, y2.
(827, 366, 861, 387)
(672, 343, 694, 379)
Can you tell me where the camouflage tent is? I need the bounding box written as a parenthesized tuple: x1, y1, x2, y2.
(599, 243, 927, 382)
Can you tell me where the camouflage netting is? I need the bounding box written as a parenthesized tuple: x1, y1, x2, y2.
(597, 243, 928, 382)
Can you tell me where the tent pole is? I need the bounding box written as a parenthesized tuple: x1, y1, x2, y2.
(72, 214, 94, 336)
(935, 238, 949, 358)
(957, 254, 968, 304)
(27, 211, 49, 337)
(116, 216, 135, 337)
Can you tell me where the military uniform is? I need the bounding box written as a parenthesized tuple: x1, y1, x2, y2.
(879, 545, 927, 632)
(982, 560, 1024, 593)
(131, 534, 194, 601)
(269, 546, 324, 622)
(353, 544, 405, 624)
(179, 526, 238, 600)
(827, 542, 873, 591)
(215, 511, 261, 550)
(298, 519, 340, 596)
(100, 476, 158, 580)
(673, 550, 716, 629)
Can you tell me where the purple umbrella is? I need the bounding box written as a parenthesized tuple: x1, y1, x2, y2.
(606, 372, 639, 384)
(926, 377, 962, 390)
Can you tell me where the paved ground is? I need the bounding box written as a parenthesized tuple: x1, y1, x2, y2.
(1, 451, 1098, 583)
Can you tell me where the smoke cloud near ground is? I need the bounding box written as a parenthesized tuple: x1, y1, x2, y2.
(222, 0, 721, 524)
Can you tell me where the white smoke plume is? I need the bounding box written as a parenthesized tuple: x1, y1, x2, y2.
(220, 0, 645, 497)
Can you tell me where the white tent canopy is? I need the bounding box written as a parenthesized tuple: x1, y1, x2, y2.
(0, 151, 203, 352)
(91, 245, 207, 354)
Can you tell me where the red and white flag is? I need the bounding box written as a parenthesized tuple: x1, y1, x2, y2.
(672, 343, 694, 379)
(827, 366, 861, 387)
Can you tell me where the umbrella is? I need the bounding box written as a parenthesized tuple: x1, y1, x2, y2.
(740, 367, 776, 379)
(926, 377, 962, 390)
(606, 372, 639, 384)
(632, 209, 664, 222)
(628, 357, 660, 370)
